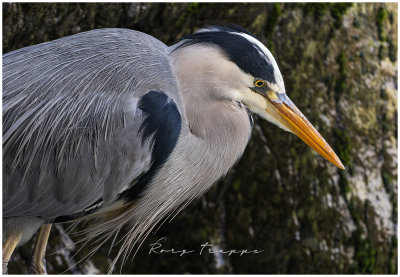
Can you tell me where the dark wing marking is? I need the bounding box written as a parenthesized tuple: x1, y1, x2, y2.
(52, 90, 182, 222)
(2, 29, 176, 220)
(120, 90, 182, 201)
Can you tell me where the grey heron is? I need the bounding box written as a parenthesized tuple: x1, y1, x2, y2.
(3, 25, 344, 274)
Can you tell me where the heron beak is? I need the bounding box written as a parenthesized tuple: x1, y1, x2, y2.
(264, 93, 345, 170)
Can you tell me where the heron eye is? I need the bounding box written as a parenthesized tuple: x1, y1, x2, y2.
(255, 80, 265, 87)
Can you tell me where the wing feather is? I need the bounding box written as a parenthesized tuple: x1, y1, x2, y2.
(3, 29, 181, 220)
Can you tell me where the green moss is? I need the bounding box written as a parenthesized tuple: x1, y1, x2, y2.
(303, 3, 332, 22)
(265, 3, 281, 35)
(338, 171, 351, 196)
(187, 2, 199, 13)
(388, 236, 397, 274)
(332, 127, 352, 169)
(375, 7, 394, 62)
(175, 2, 202, 28)
(388, 39, 397, 62)
(264, 3, 281, 53)
(267, 40, 276, 56)
(232, 180, 241, 191)
(381, 169, 392, 192)
(376, 7, 388, 41)
(378, 45, 385, 60)
(330, 3, 353, 29)
(376, 7, 389, 24)
(349, 228, 377, 273)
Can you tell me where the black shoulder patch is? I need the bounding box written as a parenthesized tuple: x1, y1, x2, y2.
(177, 26, 275, 84)
(122, 90, 182, 200)
(51, 91, 181, 221)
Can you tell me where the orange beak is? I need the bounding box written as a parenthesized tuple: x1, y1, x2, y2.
(265, 93, 345, 170)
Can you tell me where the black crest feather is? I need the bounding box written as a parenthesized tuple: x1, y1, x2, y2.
(177, 25, 276, 84)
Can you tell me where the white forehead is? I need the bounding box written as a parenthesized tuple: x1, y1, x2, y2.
(231, 32, 286, 94)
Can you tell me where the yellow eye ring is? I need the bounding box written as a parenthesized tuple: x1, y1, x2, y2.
(255, 80, 265, 87)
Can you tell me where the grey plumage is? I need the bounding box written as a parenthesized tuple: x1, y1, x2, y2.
(3, 26, 344, 273)
(3, 28, 180, 236)
(3, 28, 252, 266)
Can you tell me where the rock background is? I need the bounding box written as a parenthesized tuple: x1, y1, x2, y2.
(3, 2, 397, 274)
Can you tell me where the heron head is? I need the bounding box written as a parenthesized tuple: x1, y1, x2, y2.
(175, 25, 344, 170)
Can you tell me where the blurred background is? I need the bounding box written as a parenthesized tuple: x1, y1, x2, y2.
(3, 2, 397, 274)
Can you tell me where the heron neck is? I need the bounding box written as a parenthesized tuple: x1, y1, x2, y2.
(169, 44, 253, 149)
(124, 48, 253, 244)
(172, 78, 252, 173)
